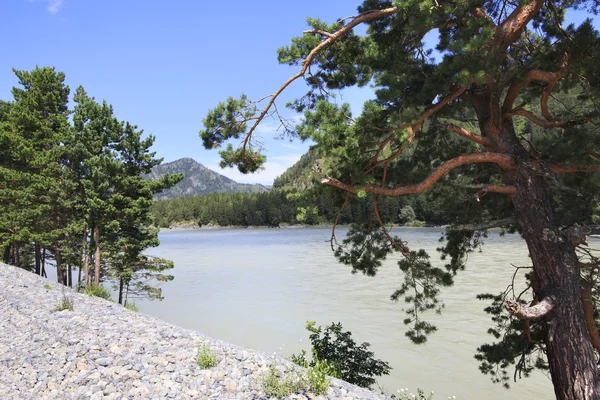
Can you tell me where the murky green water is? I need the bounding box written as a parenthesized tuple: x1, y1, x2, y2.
(138, 227, 558, 399)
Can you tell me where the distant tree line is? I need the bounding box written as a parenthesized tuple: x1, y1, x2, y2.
(150, 187, 453, 228)
(0, 67, 182, 306)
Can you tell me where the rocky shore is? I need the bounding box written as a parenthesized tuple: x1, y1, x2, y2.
(0, 263, 392, 400)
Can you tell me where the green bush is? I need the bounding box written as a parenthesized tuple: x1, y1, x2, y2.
(306, 359, 336, 395)
(43, 283, 52, 290)
(291, 321, 391, 388)
(55, 294, 73, 311)
(262, 365, 308, 397)
(82, 284, 113, 301)
(262, 361, 334, 397)
(124, 300, 139, 312)
(197, 342, 217, 368)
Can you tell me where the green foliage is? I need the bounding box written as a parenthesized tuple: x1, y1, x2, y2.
(124, 300, 139, 312)
(43, 284, 52, 290)
(291, 321, 390, 388)
(83, 284, 113, 301)
(0, 67, 180, 304)
(196, 342, 217, 368)
(296, 206, 320, 225)
(55, 293, 74, 311)
(262, 362, 332, 397)
(306, 359, 336, 395)
(262, 365, 308, 398)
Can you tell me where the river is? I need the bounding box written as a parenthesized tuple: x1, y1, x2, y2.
(136, 227, 557, 399)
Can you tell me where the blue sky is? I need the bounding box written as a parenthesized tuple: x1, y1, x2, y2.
(0, 1, 597, 184)
(0, 0, 373, 185)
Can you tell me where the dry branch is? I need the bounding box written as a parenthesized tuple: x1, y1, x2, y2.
(505, 296, 555, 319)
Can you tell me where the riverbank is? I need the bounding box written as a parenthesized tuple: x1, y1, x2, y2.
(0, 262, 391, 399)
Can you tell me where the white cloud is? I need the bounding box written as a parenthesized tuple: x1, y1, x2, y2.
(47, 0, 64, 14)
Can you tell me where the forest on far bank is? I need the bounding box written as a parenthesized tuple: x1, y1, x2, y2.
(149, 188, 452, 228)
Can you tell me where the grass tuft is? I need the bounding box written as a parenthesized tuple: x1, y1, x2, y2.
(197, 342, 217, 368)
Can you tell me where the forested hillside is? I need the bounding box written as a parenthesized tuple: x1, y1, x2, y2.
(148, 157, 268, 200)
(150, 149, 452, 228)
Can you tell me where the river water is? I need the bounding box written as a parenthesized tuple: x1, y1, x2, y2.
(137, 227, 556, 399)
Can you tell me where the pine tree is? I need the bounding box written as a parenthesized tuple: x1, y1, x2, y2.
(200, 2, 600, 398)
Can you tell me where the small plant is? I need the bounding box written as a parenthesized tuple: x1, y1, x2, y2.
(82, 284, 113, 301)
(43, 283, 52, 290)
(124, 300, 139, 312)
(306, 359, 336, 395)
(391, 388, 437, 400)
(197, 342, 217, 368)
(291, 320, 391, 388)
(262, 365, 307, 398)
(55, 294, 74, 311)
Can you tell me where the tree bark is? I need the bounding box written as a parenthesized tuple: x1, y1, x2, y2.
(67, 264, 72, 288)
(55, 249, 64, 285)
(3, 244, 10, 264)
(118, 276, 124, 305)
(472, 91, 600, 398)
(12, 242, 20, 268)
(94, 225, 101, 287)
(41, 247, 46, 278)
(510, 167, 598, 399)
(35, 243, 41, 275)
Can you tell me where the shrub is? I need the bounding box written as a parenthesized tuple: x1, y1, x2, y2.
(306, 359, 336, 395)
(83, 284, 113, 301)
(262, 360, 335, 397)
(55, 294, 73, 311)
(262, 365, 307, 397)
(43, 283, 52, 290)
(197, 342, 217, 368)
(291, 321, 391, 388)
(124, 300, 139, 312)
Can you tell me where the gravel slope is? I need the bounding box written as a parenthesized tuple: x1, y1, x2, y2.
(0, 262, 392, 400)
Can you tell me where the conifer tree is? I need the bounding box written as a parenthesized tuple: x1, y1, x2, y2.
(201, 2, 600, 398)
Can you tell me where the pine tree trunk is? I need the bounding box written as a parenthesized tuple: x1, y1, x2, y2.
(80, 229, 87, 290)
(510, 168, 599, 399)
(67, 264, 72, 288)
(472, 92, 599, 398)
(35, 243, 41, 275)
(56, 249, 64, 285)
(118, 276, 124, 305)
(41, 248, 47, 278)
(94, 225, 101, 286)
(3, 244, 10, 264)
(12, 243, 20, 268)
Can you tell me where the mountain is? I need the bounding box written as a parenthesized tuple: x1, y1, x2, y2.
(149, 158, 269, 200)
(272, 147, 326, 191)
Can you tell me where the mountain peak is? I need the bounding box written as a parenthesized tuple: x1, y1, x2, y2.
(149, 157, 268, 200)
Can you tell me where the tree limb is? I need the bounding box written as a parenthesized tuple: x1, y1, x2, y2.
(303, 29, 334, 38)
(447, 124, 492, 146)
(505, 296, 555, 320)
(507, 108, 589, 128)
(492, 0, 545, 55)
(240, 7, 398, 155)
(322, 152, 517, 196)
(581, 285, 600, 355)
(502, 54, 569, 115)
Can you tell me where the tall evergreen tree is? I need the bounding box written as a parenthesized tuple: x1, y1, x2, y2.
(200, 2, 600, 398)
